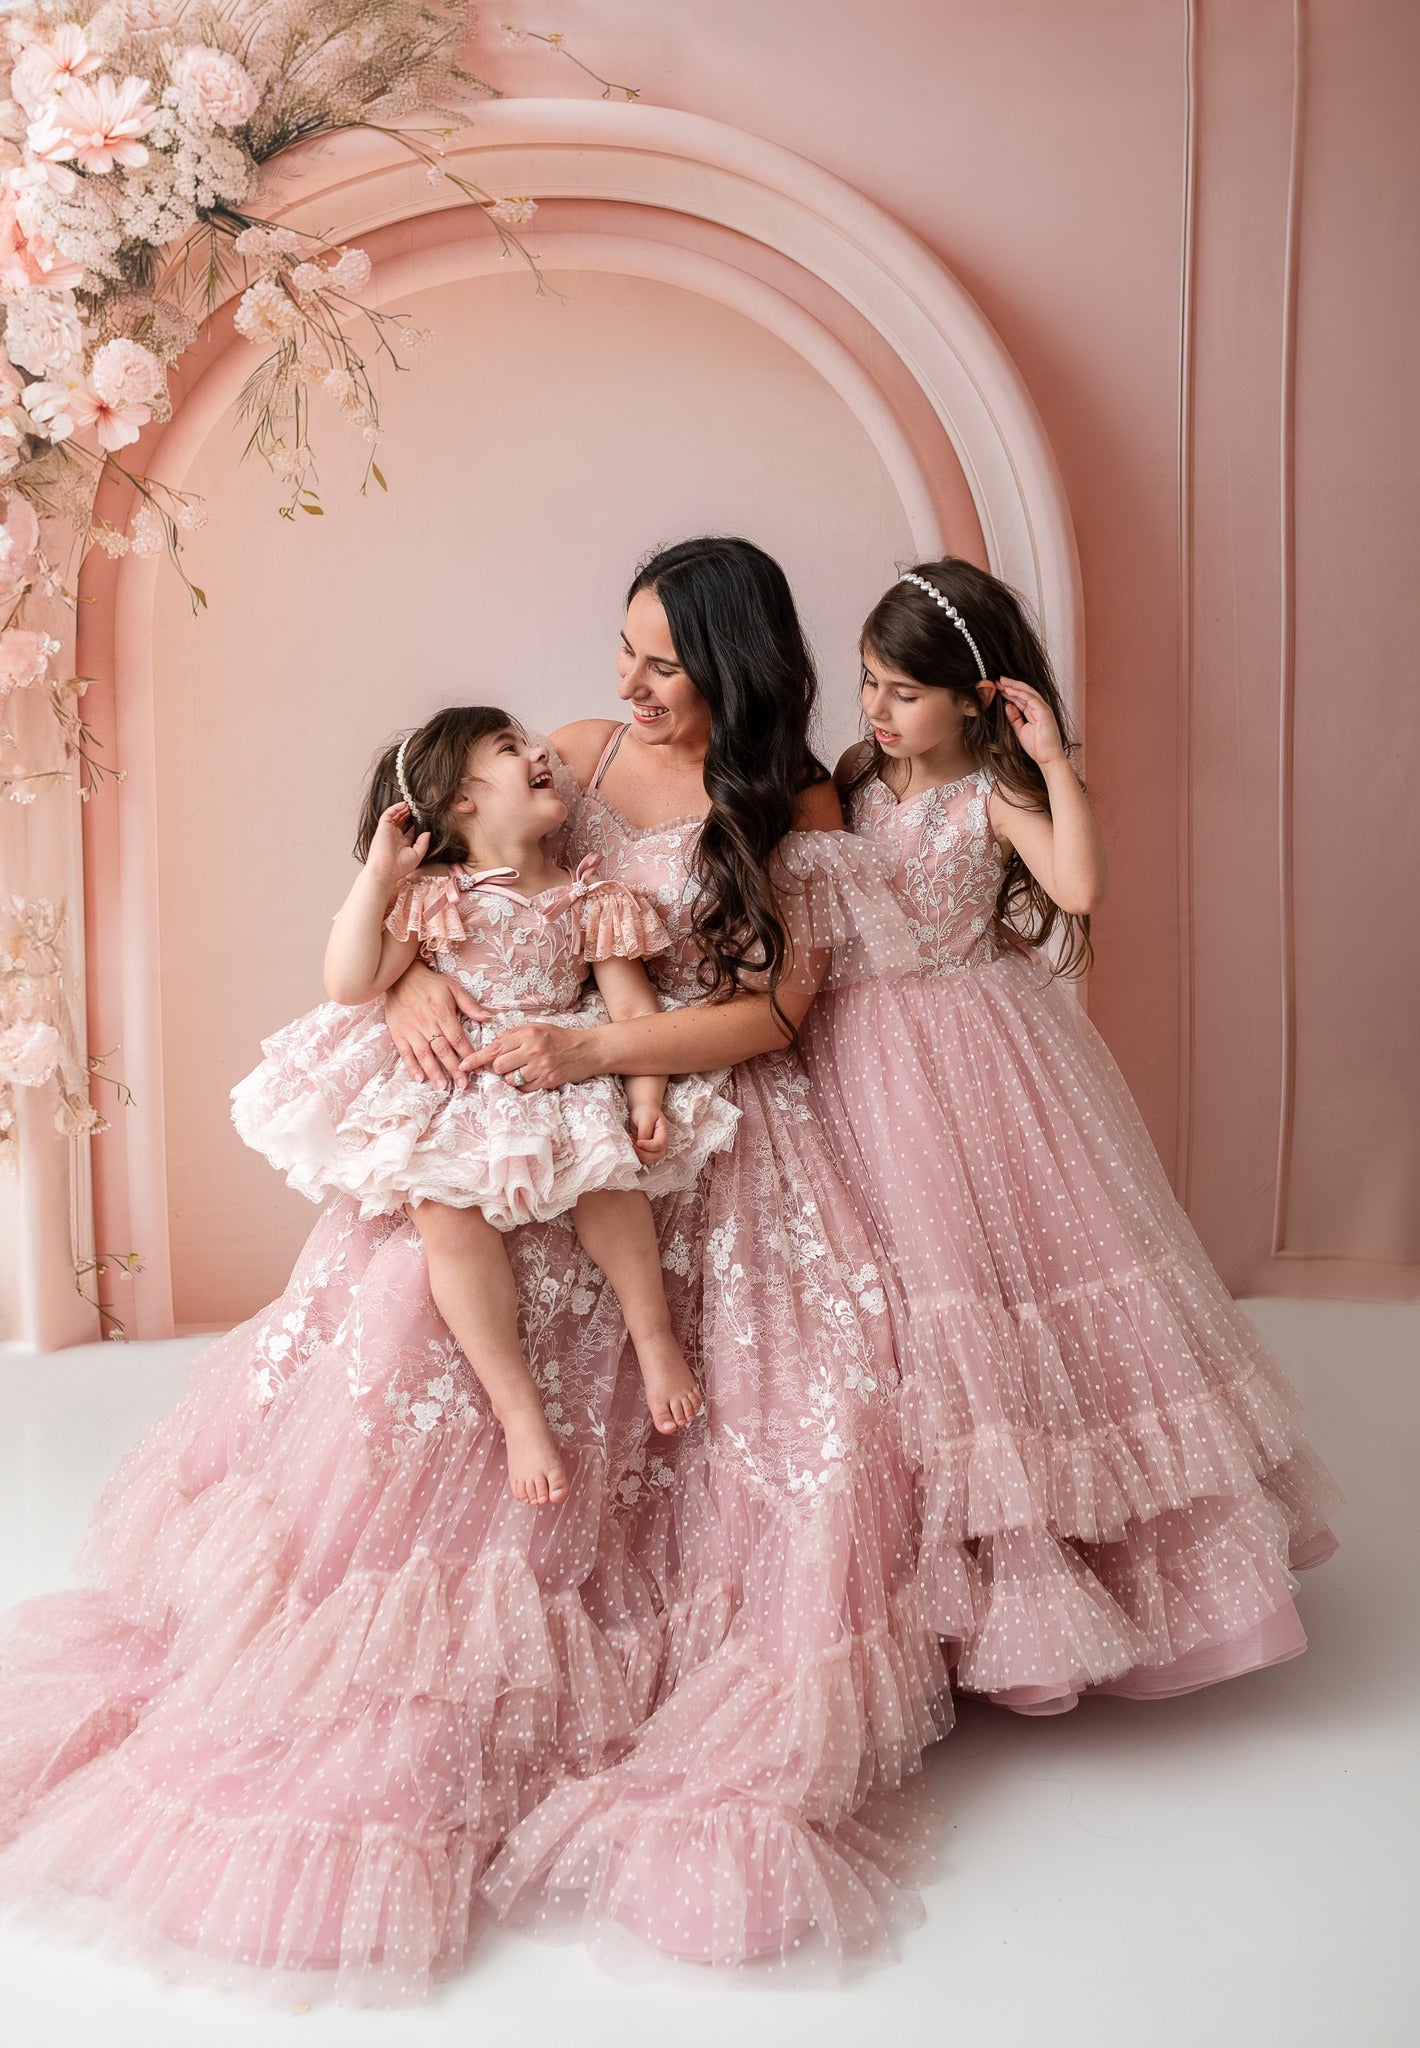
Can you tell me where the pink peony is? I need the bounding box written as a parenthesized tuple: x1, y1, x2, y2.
(326, 246, 372, 292)
(0, 487, 40, 607)
(90, 336, 163, 408)
(171, 46, 259, 129)
(233, 276, 299, 346)
(0, 1018, 62, 1088)
(0, 625, 51, 696)
(20, 377, 77, 440)
(28, 74, 157, 175)
(8, 26, 102, 115)
(67, 378, 150, 452)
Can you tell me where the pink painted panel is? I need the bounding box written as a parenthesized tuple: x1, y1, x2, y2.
(151, 269, 914, 1323)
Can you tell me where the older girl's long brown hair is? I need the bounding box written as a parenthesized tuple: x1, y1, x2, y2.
(851, 558, 1092, 977)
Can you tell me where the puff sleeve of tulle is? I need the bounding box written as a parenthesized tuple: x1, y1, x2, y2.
(579, 881, 671, 962)
(383, 872, 469, 958)
(770, 829, 920, 986)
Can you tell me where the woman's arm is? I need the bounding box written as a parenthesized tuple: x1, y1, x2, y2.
(462, 971, 828, 1089)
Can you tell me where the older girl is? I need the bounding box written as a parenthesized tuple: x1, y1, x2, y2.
(802, 558, 1341, 1715)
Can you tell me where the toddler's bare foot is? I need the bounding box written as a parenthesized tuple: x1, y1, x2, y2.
(502, 1405, 569, 1505)
(637, 1331, 703, 1435)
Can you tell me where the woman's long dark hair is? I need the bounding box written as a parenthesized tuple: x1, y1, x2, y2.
(852, 558, 1092, 976)
(628, 537, 830, 1031)
(355, 705, 517, 866)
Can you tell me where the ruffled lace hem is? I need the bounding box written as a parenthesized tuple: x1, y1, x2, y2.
(896, 1257, 1343, 1550)
(0, 1761, 485, 2007)
(232, 1003, 738, 1227)
(484, 1418, 953, 1965)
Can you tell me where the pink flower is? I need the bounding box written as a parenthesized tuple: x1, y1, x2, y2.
(0, 190, 85, 294)
(0, 487, 40, 607)
(0, 625, 51, 697)
(8, 26, 102, 115)
(20, 377, 78, 441)
(0, 1018, 61, 1088)
(67, 378, 150, 451)
(171, 46, 259, 129)
(90, 336, 163, 409)
(326, 246, 371, 292)
(28, 74, 157, 175)
(233, 276, 299, 346)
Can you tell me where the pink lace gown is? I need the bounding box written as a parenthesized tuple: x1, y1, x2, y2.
(801, 761, 1342, 1714)
(0, 739, 944, 2001)
(231, 857, 738, 1226)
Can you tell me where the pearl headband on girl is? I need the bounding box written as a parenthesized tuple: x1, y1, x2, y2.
(898, 571, 988, 681)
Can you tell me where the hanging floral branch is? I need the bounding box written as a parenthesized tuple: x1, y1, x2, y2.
(0, 4, 637, 1332)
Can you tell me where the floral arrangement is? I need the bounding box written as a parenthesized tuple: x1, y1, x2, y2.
(0, 3, 635, 1325)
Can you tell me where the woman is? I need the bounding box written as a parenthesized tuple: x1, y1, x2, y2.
(0, 538, 944, 1999)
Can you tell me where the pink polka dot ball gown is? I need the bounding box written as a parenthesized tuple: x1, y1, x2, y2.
(801, 758, 1341, 1715)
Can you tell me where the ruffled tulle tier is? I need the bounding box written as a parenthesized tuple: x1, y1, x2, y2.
(0, 1205, 668, 2003)
(802, 949, 1341, 1710)
(231, 998, 739, 1227)
(485, 1422, 952, 1966)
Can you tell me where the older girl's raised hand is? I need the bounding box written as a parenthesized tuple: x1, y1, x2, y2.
(366, 801, 430, 885)
(996, 677, 1067, 769)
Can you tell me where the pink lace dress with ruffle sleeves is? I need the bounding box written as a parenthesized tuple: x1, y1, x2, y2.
(800, 759, 1342, 1714)
(230, 855, 739, 1227)
(0, 737, 943, 2002)
(480, 734, 952, 1963)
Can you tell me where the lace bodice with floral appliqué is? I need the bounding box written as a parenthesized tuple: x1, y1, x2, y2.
(848, 766, 1005, 975)
(384, 854, 665, 1017)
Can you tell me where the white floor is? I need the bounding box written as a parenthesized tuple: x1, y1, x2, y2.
(0, 1299, 1415, 2048)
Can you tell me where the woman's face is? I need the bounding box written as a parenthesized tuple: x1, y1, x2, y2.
(617, 588, 712, 749)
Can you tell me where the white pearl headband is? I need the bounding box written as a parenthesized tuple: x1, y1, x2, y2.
(898, 571, 988, 681)
(394, 735, 419, 816)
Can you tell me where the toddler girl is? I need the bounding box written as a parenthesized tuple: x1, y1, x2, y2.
(233, 705, 739, 1505)
(802, 559, 1340, 1713)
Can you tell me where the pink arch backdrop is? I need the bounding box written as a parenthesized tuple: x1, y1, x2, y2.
(72, 100, 1082, 1340)
(10, 0, 1415, 1347)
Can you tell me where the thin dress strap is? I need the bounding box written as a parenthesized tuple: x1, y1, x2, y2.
(588, 723, 629, 792)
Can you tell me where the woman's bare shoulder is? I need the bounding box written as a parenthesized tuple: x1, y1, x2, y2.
(793, 775, 846, 832)
(549, 717, 621, 787)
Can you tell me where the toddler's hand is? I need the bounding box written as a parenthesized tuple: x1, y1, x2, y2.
(630, 1104, 669, 1164)
(367, 802, 429, 885)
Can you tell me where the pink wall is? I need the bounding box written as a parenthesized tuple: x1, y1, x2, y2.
(79, 0, 1420, 1329)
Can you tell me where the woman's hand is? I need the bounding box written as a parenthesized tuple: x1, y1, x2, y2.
(461, 1020, 607, 1090)
(384, 958, 491, 1087)
(366, 801, 430, 887)
(996, 677, 1067, 768)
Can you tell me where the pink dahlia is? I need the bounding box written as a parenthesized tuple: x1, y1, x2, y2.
(28, 74, 157, 175)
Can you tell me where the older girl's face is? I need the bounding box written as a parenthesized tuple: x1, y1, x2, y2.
(617, 588, 712, 748)
(859, 647, 977, 762)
